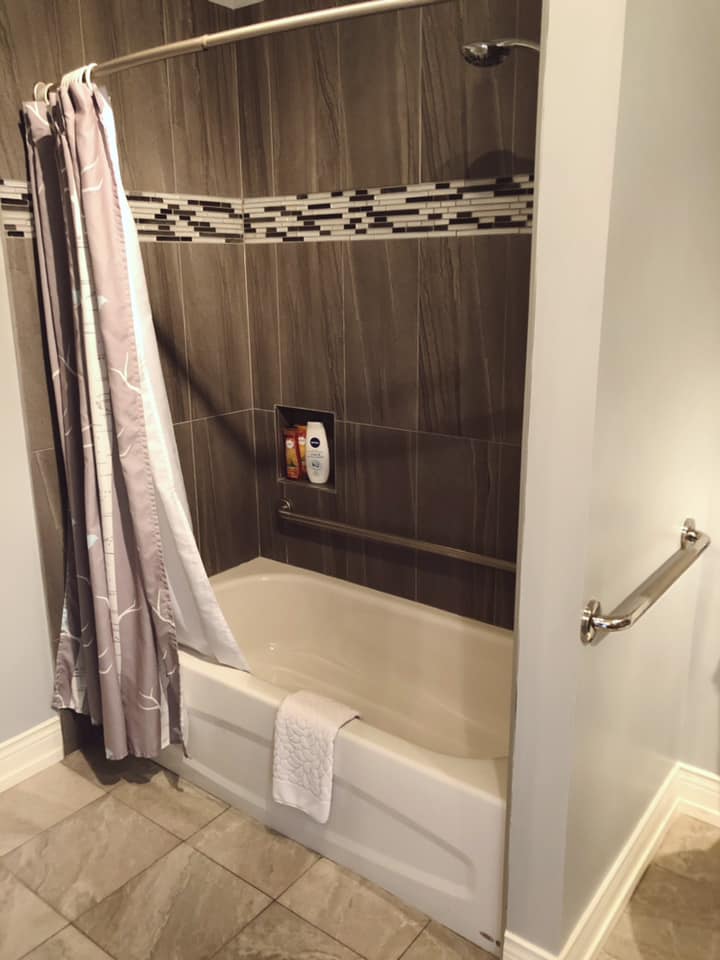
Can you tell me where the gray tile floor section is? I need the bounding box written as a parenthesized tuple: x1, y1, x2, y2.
(0, 750, 495, 960)
(601, 813, 720, 960)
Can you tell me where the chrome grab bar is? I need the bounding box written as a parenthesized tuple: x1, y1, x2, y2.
(277, 498, 517, 573)
(580, 518, 710, 645)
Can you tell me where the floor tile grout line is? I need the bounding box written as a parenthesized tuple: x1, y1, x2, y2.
(206, 898, 276, 960)
(0, 767, 108, 862)
(15, 921, 72, 960)
(179, 832, 293, 903)
(272, 849, 322, 900)
(396, 917, 431, 959)
(108, 782, 229, 844)
(6, 760, 444, 960)
(69, 837, 192, 934)
(0, 772, 186, 930)
(175, 801, 231, 846)
(65, 921, 122, 960)
(277, 901, 374, 960)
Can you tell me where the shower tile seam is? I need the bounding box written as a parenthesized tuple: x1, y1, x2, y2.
(173, 407, 255, 428)
(254, 411, 523, 449)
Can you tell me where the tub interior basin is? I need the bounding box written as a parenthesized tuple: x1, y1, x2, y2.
(210, 558, 514, 760)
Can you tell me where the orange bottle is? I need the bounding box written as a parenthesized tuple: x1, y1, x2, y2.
(284, 428, 301, 480)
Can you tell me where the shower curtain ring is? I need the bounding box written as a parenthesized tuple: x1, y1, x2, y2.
(83, 63, 98, 86)
(33, 81, 53, 103)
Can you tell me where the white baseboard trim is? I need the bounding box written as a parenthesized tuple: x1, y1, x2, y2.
(674, 762, 720, 826)
(504, 933, 557, 960)
(0, 717, 63, 793)
(504, 761, 720, 960)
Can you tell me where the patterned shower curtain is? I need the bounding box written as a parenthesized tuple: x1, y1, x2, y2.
(22, 76, 248, 760)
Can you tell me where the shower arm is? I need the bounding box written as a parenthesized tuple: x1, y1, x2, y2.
(36, 0, 453, 93)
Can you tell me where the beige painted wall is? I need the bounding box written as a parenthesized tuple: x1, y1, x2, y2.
(0, 232, 54, 743)
(508, 0, 720, 952)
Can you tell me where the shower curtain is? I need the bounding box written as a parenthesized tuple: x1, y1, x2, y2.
(22, 76, 248, 760)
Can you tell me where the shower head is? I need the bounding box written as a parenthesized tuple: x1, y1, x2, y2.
(461, 38, 540, 68)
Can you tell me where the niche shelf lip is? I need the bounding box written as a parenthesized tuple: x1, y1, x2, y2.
(276, 475, 337, 494)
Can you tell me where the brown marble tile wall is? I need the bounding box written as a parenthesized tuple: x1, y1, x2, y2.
(236, 0, 542, 195)
(4, 0, 539, 656)
(251, 235, 530, 628)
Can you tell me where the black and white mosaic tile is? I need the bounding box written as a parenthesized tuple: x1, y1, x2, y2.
(1, 173, 533, 244)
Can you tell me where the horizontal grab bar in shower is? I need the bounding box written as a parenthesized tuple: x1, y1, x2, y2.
(277, 499, 517, 573)
(580, 517, 711, 645)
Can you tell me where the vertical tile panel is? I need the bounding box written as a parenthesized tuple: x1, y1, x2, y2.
(415, 432, 497, 620)
(420, 0, 517, 181)
(496, 442, 521, 562)
(415, 434, 517, 626)
(264, 0, 341, 195)
(141, 243, 190, 424)
(245, 244, 280, 410)
(254, 409, 287, 562)
(492, 570, 516, 629)
(494, 442, 521, 628)
(30, 447, 65, 645)
(503, 234, 531, 443)
(0, 0, 84, 179)
(276, 242, 344, 416)
(339, 7, 420, 188)
(513, 0, 543, 173)
(164, 0, 242, 196)
(80, 0, 175, 192)
(173, 421, 198, 534)
(343, 240, 419, 430)
(192, 411, 258, 575)
(180, 244, 252, 420)
(418, 236, 507, 439)
(281, 479, 347, 579)
(7, 240, 54, 452)
(344, 422, 416, 601)
(234, 3, 274, 199)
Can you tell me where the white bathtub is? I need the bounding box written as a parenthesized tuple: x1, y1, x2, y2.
(159, 558, 512, 953)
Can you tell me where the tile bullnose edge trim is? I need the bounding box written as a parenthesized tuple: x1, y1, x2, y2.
(0, 715, 63, 794)
(504, 761, 720, 960)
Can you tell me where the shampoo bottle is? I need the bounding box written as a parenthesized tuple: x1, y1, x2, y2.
(305, 421, 330, 485)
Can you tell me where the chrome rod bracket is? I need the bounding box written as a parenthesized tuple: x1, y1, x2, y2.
(581, 517, 710, 646)
(580, 599, 601, 645)
(681, 517, 699, 546)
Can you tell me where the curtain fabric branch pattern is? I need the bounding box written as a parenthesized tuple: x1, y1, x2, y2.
(23, 80, 248, 759)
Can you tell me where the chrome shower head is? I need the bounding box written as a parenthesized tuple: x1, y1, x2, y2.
(461, 38, 540, 68)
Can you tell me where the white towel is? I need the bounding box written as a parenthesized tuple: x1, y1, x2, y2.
(272, 690, 359, 824)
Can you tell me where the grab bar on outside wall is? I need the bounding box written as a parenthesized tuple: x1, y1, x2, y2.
(277, 499, 517, 573)
(580, 518, 711, 645)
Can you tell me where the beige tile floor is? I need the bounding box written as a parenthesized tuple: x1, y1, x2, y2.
(599, 813, 720, 960)
(0, 748, 495, 960)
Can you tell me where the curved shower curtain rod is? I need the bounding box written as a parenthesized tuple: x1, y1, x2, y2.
(38, 0, 452, 94)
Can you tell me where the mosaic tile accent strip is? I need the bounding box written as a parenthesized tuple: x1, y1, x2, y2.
(0, 173, 533, 244)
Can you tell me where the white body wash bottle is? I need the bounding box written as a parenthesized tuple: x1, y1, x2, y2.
(305, 421, 330, 484)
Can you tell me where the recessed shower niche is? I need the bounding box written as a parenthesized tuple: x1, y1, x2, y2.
(275, 405, 336, 492)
